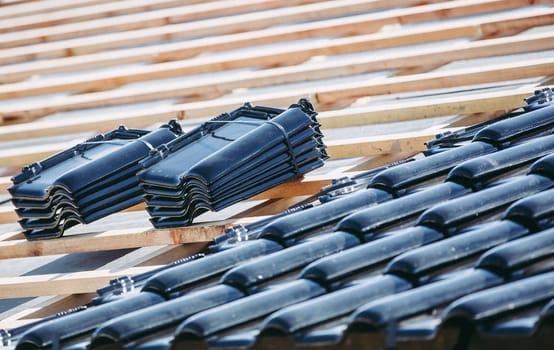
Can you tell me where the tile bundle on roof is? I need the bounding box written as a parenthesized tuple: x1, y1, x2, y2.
(5, 89, 554, 350)
(138, 99, 327, 228)
(7, 100, 326, 239)
(8, 122, 183, 240)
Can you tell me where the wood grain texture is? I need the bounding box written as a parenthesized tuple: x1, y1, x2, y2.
(0, 0, 528, 64)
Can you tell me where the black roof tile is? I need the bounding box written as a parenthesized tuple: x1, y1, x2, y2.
(350, 269, 502, 329)
(8, 123, 182, 239)
(528, 152, 554, 178)
(369, 141, 496, 193)
(503, 188, 554, 229)
(385, 220, 528, 280)
(89, 285, 243, 348)
(416, 173, 552, 234)
(476, 227, 554, 276)
(15, 292, 164, 350)
(258, 188, 392, 244)
(220, 231, 359, 291)
(442, 270, 554, 324)
(174, 279, 325, 340)
(447, 134, 554, 189)
(300, 226, 442, 285)
(261, 275, 411, 335)
(473, 104, 554, 146)
(142, 239, 282, 298)
(336, 182, 469, 235)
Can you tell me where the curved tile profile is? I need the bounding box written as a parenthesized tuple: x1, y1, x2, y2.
(337, 182, 469, 234)
(416, 174, 552, 234)
(221, 231, 360, 290)
(89, 285, 243, 348)
(259, 188, 392, 243)
(447, 134, 554, 187)
(503, 188, 554, 228)
(473, 104, 554, 145)
(442, 270, 554, 323)
(350, 269, 502, 328)
(386, 220, 528, 279)
(174, 280, 325, 340)
(15, 292, 164, 350)
(261, 275, 410, 334)
(476, 227, 554, 275)
(142, 239, 283, 297)
(301, 226, 442, 285)
(369, 141, 496, 192)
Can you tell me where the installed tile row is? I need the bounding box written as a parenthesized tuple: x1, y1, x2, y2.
(8, 100, 326, 240)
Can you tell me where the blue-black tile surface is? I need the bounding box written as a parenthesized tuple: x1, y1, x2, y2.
(6, 88, 554, 350)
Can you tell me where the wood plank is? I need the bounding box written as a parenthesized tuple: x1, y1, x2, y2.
(0, 61, 546, 144)
(0, 243, 204, 325)
(0, 176, 11, 194)
(0, 0, 533, 64)
(0, 0, 116, 20)
(0, 205, 17, 224)
(314, 57, 554, 104)
(0, 0, 319, 46)
(5, 5, 552, 84)
(0, 265, 164, 298)
(0, 0, 217, 31)
(0, 218, 250, 259)
(325, 129, 453, 159)
(1, 30, 551, 120)
(317, 87, 534, 128)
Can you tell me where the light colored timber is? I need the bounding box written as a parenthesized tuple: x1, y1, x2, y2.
(1, 30, 552, 121)
(0, 205, 17, 224)
(0, 0, 222, 30)
(317, 87, 535, 128)
(0, 265, 165, 298)
(325, 128, 457, 159)
(3, 5, 552, 84)
(0, 0, 116, 20)
(0, 243, 204, 326)
(0, 61, 546, 144)
(0, 218, 253, 260)
(0, 176, 11, 194)
(314, 57, 554, 104)
(0, 0, 535, 64)
(0, 0, 320, 45)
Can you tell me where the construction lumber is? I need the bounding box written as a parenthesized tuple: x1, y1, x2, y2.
(0, 0, 319, 44)
(0, 63, 545, 143)
(0, 0, 535, 64)
(0, 30, 551, 120)
(2, 5, 552, 83)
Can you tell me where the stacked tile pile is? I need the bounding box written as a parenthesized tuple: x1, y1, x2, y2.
(8, 122, 182, 240)
(138, 99, 327, 228)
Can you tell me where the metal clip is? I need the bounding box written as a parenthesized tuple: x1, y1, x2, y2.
(0, 329, 11, 347)
(524, 87, 554, 111)
(108, 276, 134, 295)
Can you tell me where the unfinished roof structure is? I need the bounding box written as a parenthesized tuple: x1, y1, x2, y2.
(1, 0, 554, 349)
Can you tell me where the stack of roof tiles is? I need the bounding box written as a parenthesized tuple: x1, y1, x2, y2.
(6, 100, 326, 239)
(5, 90, 554, 350)
(138, 99, 327, 228)
(7, 122, 183, 240)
